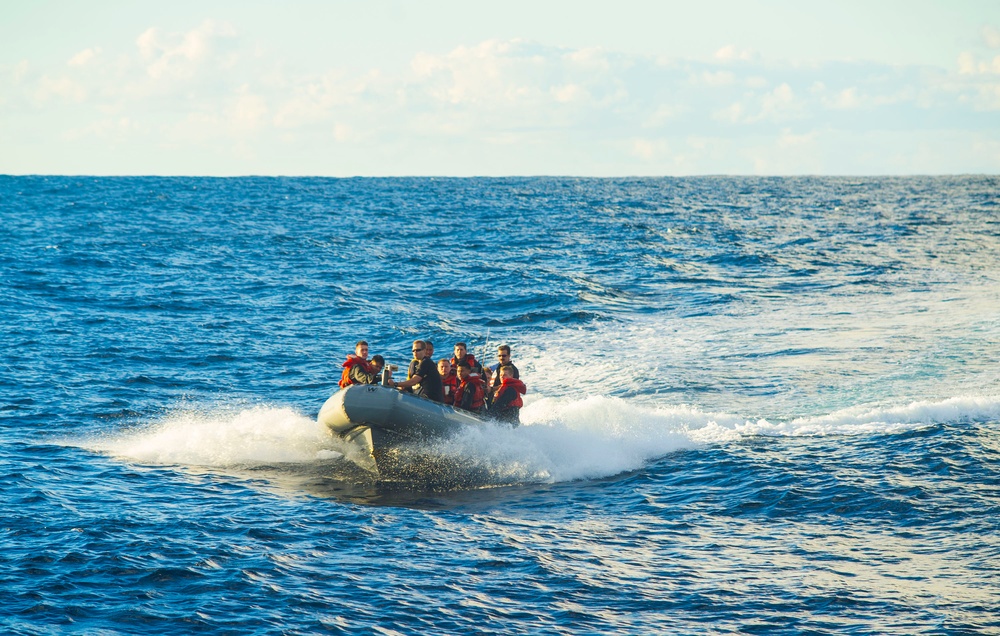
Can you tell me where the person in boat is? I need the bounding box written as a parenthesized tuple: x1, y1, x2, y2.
(339, 340, 377, 388)
(491, 364, 526, 425)
(453, 360, 487, 415)
(438, 358, 457, 405)
(369, 355, 386, 385)
(450, 342, 483, 379)
(484, 344, 519, 401)
(388, 340, 444, 402)
(402, 341, 434, 393)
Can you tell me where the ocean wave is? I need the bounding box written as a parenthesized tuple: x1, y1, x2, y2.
(764, 394, 1000, 436)
(83, 405, 335, 467)
(80, 393, 1000, 487)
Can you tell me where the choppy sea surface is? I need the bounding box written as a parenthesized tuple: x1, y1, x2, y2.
(2, 175, 999, 634)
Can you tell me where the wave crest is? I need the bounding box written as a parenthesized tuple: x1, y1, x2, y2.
(82, 394, 1000, 485)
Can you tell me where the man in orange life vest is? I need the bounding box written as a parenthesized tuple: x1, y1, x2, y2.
(453, 360, 487, 415)
(339, 341, 379, 387)
(438, 358, 457, 406)
(491, 364, 526, 425)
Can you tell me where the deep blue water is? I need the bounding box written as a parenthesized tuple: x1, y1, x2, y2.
(2, 175, 999, 634)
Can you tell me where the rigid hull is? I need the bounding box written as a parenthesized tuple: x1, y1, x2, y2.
(318, 384, 486, 477)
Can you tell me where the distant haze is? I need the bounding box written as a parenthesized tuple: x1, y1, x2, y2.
(2, 0, 999, 176)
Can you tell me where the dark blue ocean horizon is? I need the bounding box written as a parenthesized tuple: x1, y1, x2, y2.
(2, 175, 999, 634)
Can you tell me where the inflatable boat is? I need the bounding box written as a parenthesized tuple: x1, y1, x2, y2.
(318, 384, 488, 478)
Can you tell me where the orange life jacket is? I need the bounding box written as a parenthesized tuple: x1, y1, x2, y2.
(454, 375, 486, 411)
(494, 377, 526, 409)
(339, 355, 373, 388)
(449, 354, 481, 377)
(441, 374, 459, 405)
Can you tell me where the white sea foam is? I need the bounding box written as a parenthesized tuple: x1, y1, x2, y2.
(87, 393, 1000, 484)
(510, 283, 1000, 416)
(87, 405, 340, 467)
(759, 394, 1000, 437)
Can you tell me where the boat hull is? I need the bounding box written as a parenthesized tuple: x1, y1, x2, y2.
(318, 384, 487, 477)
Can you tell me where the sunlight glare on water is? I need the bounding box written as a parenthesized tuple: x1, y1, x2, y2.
(2, 175, 999, 634)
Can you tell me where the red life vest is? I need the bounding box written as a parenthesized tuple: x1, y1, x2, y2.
(339, 355, 373, 388)
(454, 375, 486, 411)
(441, 374, 458, 405)
(495, 377, 527, 409)
(449, 354, 480, 376)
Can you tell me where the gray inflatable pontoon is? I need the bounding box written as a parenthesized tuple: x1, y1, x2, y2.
(318, 384, 487, 476)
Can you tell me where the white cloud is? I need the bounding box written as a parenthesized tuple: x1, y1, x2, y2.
(550, 83, 588, 103)
(232, 87, 267, 131)
(970, 83, 1000, 111)
(758, 83, 799, 120)
(68, 48, 101, 68)
(564, 47, 614, 72)
(631, 138, 658, 159)
(777, 128, 816, 148)
(11, 60, 30, 84)
(983, 26, 1000, 49)
(34, 75, 87, 103)
(714, 45, 759, 62)
(699, 70, 736, 86)
(65, 116, 140, 142)
(136, 20, 238, 80)
(828, 87, 861, 109)
(332, 122, 353, 142)
(410, 39, 519, 105)
(643, 103, 683, 128)
(712, 83, 802, 124)
(714, 101, 745, 124)
(405, 39, 631, 113)
(271, 71, 370, 129)
(5, 25, 1000, 175)
(958, 51, 1000, 75)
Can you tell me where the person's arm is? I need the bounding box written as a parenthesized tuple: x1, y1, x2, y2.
(350, 365, 376, 385)
(392, 373, 422, 389)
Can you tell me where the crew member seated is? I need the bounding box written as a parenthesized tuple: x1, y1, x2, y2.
(368, 355, 386, 385)
(453, 360, 487, 415)
(484, 344, 519, 400)
(490, 364, 526, 425)
(389, 340, 444, 402)
(438, 359, 457, 405)
(339, 340, 377, 387)
(449, 342, 483, 379)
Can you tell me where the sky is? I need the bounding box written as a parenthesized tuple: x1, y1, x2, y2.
(2, 0, 999, 176)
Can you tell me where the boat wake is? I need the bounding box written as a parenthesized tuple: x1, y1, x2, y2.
(80, 393, 1000, 492)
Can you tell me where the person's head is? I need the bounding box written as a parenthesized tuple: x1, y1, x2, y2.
(438, 359, 451, 376)
(355, 340, 369, 358)
(370, 355, 385, 372)
(454, 342, 468, 358)
(411, 340, 426, 360)
(497, 344, 511, 364)
(500, 364, 516, 380)
(456, 359, 471, 380)
(425, 341, 434, 357)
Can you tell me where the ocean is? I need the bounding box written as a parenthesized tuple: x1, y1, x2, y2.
(2, 175, 999, 634)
